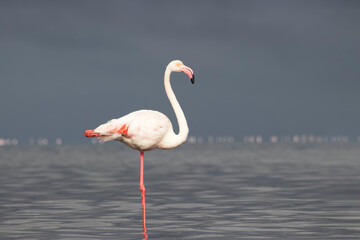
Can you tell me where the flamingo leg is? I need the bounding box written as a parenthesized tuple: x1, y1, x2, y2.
(140, 151, 147, 238)
(140, 151, 145, 192)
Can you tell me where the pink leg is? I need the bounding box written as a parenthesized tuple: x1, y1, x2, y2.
(139, 151, 147, 238)
(140, 151, 145, 192)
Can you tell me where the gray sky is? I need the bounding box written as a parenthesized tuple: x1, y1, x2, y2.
(1, 0, 360, 143)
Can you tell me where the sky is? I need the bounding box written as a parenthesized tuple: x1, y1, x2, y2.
(1, 0, 360, 144)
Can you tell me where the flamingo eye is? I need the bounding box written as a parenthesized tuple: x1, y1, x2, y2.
(176, 62, 182, 67)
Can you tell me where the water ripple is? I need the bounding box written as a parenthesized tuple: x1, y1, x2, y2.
(0, 144, 360, 239)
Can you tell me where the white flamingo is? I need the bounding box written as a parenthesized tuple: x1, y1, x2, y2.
(84, 60, 195, 234)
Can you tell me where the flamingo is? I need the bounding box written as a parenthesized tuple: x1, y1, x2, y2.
(84, 60, 195, 236)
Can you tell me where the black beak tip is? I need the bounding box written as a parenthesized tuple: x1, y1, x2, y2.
(191, 74, 195, 84)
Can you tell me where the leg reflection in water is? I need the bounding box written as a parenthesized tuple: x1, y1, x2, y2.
(141, 188, 148, 239)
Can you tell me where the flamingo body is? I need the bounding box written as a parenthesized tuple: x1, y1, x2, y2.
(86, 109, 176, 151)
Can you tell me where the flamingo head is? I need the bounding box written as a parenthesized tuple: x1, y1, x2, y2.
(168, 60, 195, 84)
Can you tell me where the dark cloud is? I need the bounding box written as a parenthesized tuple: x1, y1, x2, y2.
(1, 0, 360, 143)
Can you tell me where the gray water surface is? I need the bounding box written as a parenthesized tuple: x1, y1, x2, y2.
(1, 144, 360, 239)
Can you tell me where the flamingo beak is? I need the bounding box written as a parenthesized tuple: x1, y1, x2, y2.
(181, 65, 195, 84)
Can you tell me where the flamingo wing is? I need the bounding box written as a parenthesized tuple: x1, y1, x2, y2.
(92, 118, 130, 142)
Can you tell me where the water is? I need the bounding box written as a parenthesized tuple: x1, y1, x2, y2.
(0, 144, 360, 239)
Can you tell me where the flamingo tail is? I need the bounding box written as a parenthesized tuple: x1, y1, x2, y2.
(84, 130, 101, 137)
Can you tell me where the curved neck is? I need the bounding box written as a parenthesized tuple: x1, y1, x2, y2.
(163, 68, 189, 148)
